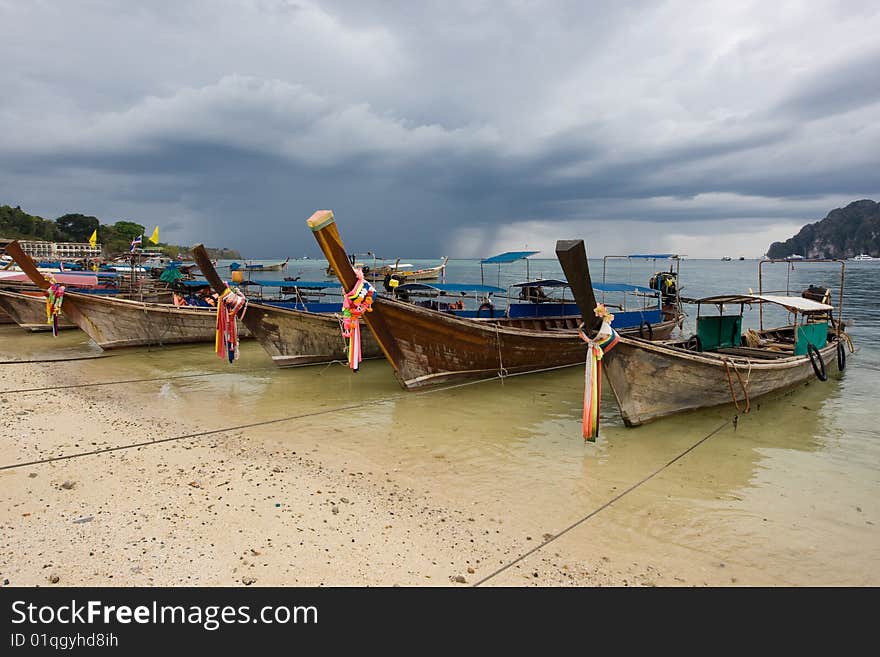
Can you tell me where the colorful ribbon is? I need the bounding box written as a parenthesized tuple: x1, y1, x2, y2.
(45, 280, 65, 337)
(215, 287, 248, 363)
(341, 269, 375, 371)
(578, 305, 619, 441)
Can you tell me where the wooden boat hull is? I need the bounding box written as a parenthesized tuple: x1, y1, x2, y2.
(0, 306, 15, 324)
(0, 289, 77, 331)
(46, 292, 251, 349)
(239, 302, 382, 367)
(337, 298, 677, 389)
(602, 335, 840, 426)
(308, 210, 681, 389)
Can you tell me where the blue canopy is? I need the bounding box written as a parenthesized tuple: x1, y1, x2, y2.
(480, 251, 540, 264)
(178, 279, 217, 288)
(396, 283, 505, 294)
(511, 279, 658, 294)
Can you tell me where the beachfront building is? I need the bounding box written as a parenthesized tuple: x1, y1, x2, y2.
(15, 240, 102, 260)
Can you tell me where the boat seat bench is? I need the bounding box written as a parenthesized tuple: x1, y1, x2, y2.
(714, 347, 793, 360)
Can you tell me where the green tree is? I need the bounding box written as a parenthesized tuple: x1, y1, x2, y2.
(55, 213, 99, 242)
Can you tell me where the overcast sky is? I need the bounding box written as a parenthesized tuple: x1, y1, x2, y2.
(1, 0, 878, 258)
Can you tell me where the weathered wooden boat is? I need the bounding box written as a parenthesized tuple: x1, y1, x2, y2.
(230, 258, 290, 272)
(364, 257, 448, 283)
(600, 293, 850, 426)
(559, 248, 852, 426)
(4, 241, 248, 349)
(192, 245, 382, 366)
(308, 210, 682, 389)
(0, 305, 14, 324)
(0, 289, 78, 331)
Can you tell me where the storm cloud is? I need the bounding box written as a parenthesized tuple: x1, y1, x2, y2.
(1, 0, 878, 258)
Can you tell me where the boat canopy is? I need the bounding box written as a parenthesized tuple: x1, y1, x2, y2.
(693, 294, 833, 313)
(510, 279, 658, 295)
(480, 251, 539, 264)
(624, 253, 679, 259)
(396, 282, 505, 294)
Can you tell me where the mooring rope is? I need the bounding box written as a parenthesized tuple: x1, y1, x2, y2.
(0, 366, 279, 395)
(0, 354, 110, 365)
(472, 416, 736, 586)
(722, 359, 751, 414)
(0, 360, 585, 471)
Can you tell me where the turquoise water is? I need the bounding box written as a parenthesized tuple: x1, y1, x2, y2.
(1, 257, 877, 584)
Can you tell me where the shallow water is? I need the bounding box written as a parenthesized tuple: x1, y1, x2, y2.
(1, 258, 877, 585)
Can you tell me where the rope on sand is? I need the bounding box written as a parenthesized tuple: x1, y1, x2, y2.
(0, 362, 584, 470)
(0, 355, 109, 365)
(0, 365, 279, 394)
(472, 416, 736, 587)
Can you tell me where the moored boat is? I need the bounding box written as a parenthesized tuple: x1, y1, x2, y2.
(0, 289, 78, 331)
(191, 245, 382, 367)
(309, 210, 683, 389)
(600, 292, 849, 426)
(4, 241, 248, 349)
(230, 258, 290, 272)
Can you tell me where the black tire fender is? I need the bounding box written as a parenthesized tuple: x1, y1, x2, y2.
(639, 321, 653, 340)
(807, 343, 828, 381)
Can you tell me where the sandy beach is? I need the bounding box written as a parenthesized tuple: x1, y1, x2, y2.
(1, 354, 668, 588)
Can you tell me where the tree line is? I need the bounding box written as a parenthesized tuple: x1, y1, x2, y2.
(0, 205, 239, 259)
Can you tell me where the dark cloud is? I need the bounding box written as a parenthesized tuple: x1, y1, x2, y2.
(1, 1, 878, 257)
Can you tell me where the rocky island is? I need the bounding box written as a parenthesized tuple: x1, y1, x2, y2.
(768, 199, 879, 259)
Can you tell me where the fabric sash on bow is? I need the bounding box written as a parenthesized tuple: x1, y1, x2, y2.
(215, 286, 248, 363)
(45, 279, 65, 337)
(341, 269, 375, 371)
(578, 306, 620, 441)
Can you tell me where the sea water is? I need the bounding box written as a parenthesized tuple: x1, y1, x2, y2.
(0, 258, 877, 585)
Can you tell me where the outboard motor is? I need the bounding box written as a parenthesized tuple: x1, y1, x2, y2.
(649, 271, 678, 303)
(802, 285, 831, 305)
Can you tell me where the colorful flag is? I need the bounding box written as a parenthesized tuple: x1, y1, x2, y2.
(88, 229, 97, 249)
(130, 235, 142, 253)
(149, 226, 159, 244)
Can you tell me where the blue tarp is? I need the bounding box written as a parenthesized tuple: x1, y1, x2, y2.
(511, 279, 568, 288)
(510, 279, 658, 295)
(480, 251, 540, 264)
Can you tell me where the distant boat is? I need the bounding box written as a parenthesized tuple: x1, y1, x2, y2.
(851, 253, 876, 261)
(738, 257, 745, 261)
(785, 254, 805, 261)
(230, 258, 290, 272)
(721, 256, 732, 261)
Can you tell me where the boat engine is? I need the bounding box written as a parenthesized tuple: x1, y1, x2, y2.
(649, 271, 678, 303)
(802, 285, 831, 305)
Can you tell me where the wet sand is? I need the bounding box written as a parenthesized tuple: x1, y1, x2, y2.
(1, 327, 877, 587)
(0, 343, 647, 587)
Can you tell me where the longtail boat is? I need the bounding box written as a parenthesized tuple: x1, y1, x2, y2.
(308, 210, 681, 389)
(0, 289, 77, 331)
(191, 245, 382, 367)
(3, 241, 247, 349)
(559, 248, 853, 426)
